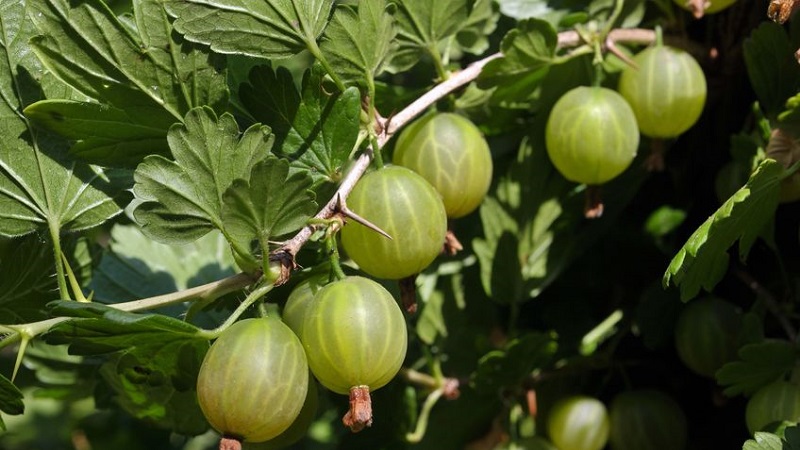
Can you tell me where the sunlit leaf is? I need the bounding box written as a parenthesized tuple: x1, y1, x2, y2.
(0, 0, 126, 238)
(240, 65, 360, 188)
(132, 107, 272, 246)
(26, 0, 228, 166)
(166, 0, 334, 59)
(664, 159, 782, 301)
(320, 0, 396, 91)
(222, 156, 317, 274)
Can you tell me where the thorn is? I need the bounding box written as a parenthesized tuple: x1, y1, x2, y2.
(336, 193, 393, 240)
(605, 36, 638, 70)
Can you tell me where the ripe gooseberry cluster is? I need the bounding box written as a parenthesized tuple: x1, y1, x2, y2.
(544, 391, 688, 450)
(544, 43, 707, 215)
(342, 112, 492, 278)
(196, 276, 407, 450)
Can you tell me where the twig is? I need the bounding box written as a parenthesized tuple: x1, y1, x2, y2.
(733, 268, 797, 342)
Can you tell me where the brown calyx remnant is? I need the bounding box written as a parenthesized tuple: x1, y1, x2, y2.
(399, 276, 418, 314)
(219, 437, 242, 450)
(768, 0, 800, 24)
(645, 139, 666, 172)
(584, 186, 604, 219)
(444, 229, 464, 256)
(343, 385, 373, 432)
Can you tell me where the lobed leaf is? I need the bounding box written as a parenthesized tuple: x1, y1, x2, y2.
(0, 0, 126, 238)
(26, 0, 228, 166)
(477, 18, 558, 96)
(221, 156, 317, 274)
(743, 427, 800, 450)
(389, 0, 475, 71)
(716, 340, 797, 397)
(166, 0, 334, 59)
(320, 0, 396, 91)
(0, 235, 59, 323)
(240, 65, 360, 188)
(132, 106, 272, 245)
(663, 159, 783, 301)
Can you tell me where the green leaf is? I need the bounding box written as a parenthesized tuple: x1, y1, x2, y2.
(471, 332, 558, 392)
(453, 0, 499, 56)
(716, 340, 797, 397)
(477, 18, 558, 96)
(166, 0, 335, 59)
(0, 373, 24, 430)
(320, 0, 396, 91)
(98, 341, 208, 435)
(497, 0, 552, 19)
(89, 225, 236, 304)
(744, 22, 800, 118)
(0, 235, 58, 323)
(743, 432, 784, 450)
(132, 107, 272, 245)
(26, 0, 228, 166)
(45, 301, 204, 354)
(0, 0, 126, 238)
(221, 156, 317, 274)
(663, 159, 783, 301)
(389, 0, 475, 71)
(240, 65, 360, 187)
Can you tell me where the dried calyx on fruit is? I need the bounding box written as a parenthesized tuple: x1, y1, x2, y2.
(766, 128, 800, 203)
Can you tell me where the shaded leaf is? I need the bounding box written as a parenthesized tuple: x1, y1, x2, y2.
(132, 107, 272, 246)
(716, 340, 797, 397)
(0, 373, 24, 430)
(664, 159, 783, 301)
(320, 0, 396, 91)
(241, 65, 360, 188)
(453, 0, 499, 56)
(166, 0, 334, 59)
(222, 156, 317, 274)
(0, 235, 58, 323)
(471, 332, 558, 392)
(26, 0, 227, 166)
(0, 0, 126, 237)
(98, 339, 208, 435)
(90, 225, 236, 304)
(744, 22, 800, 118)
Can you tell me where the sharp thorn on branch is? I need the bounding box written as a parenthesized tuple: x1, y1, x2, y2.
(336, 193, 393, 240)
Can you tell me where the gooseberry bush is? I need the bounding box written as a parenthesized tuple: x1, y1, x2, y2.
(3, 0, 800, 449)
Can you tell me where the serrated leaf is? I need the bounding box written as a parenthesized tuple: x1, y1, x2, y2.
(320, 0, 396, 91)
(716, 340, 796, 397)
(389, 0, 475, 71)
(26, 0, 228, 166)
(132, 107, 272, 246)
(471, 332, 557, 392)
(90, 225, 236, 305)
(221, 156, 317, 274)
(477, 18, 558, 94)
(166, 0, 334, 60)
(43, 301, 209, 435)
(744, 22, 800, 118)
(453, 0, 499, 56)
(664, 159, 783, 301)
(497, 0, 552, 19)
(0, 372, 24, 430)
(0, 0, 126, 238)
(240, 65, 360, 187)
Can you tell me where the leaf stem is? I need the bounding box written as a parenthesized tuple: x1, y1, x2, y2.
(48, 221, 69, 301)
(200, 282, 274, 339)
